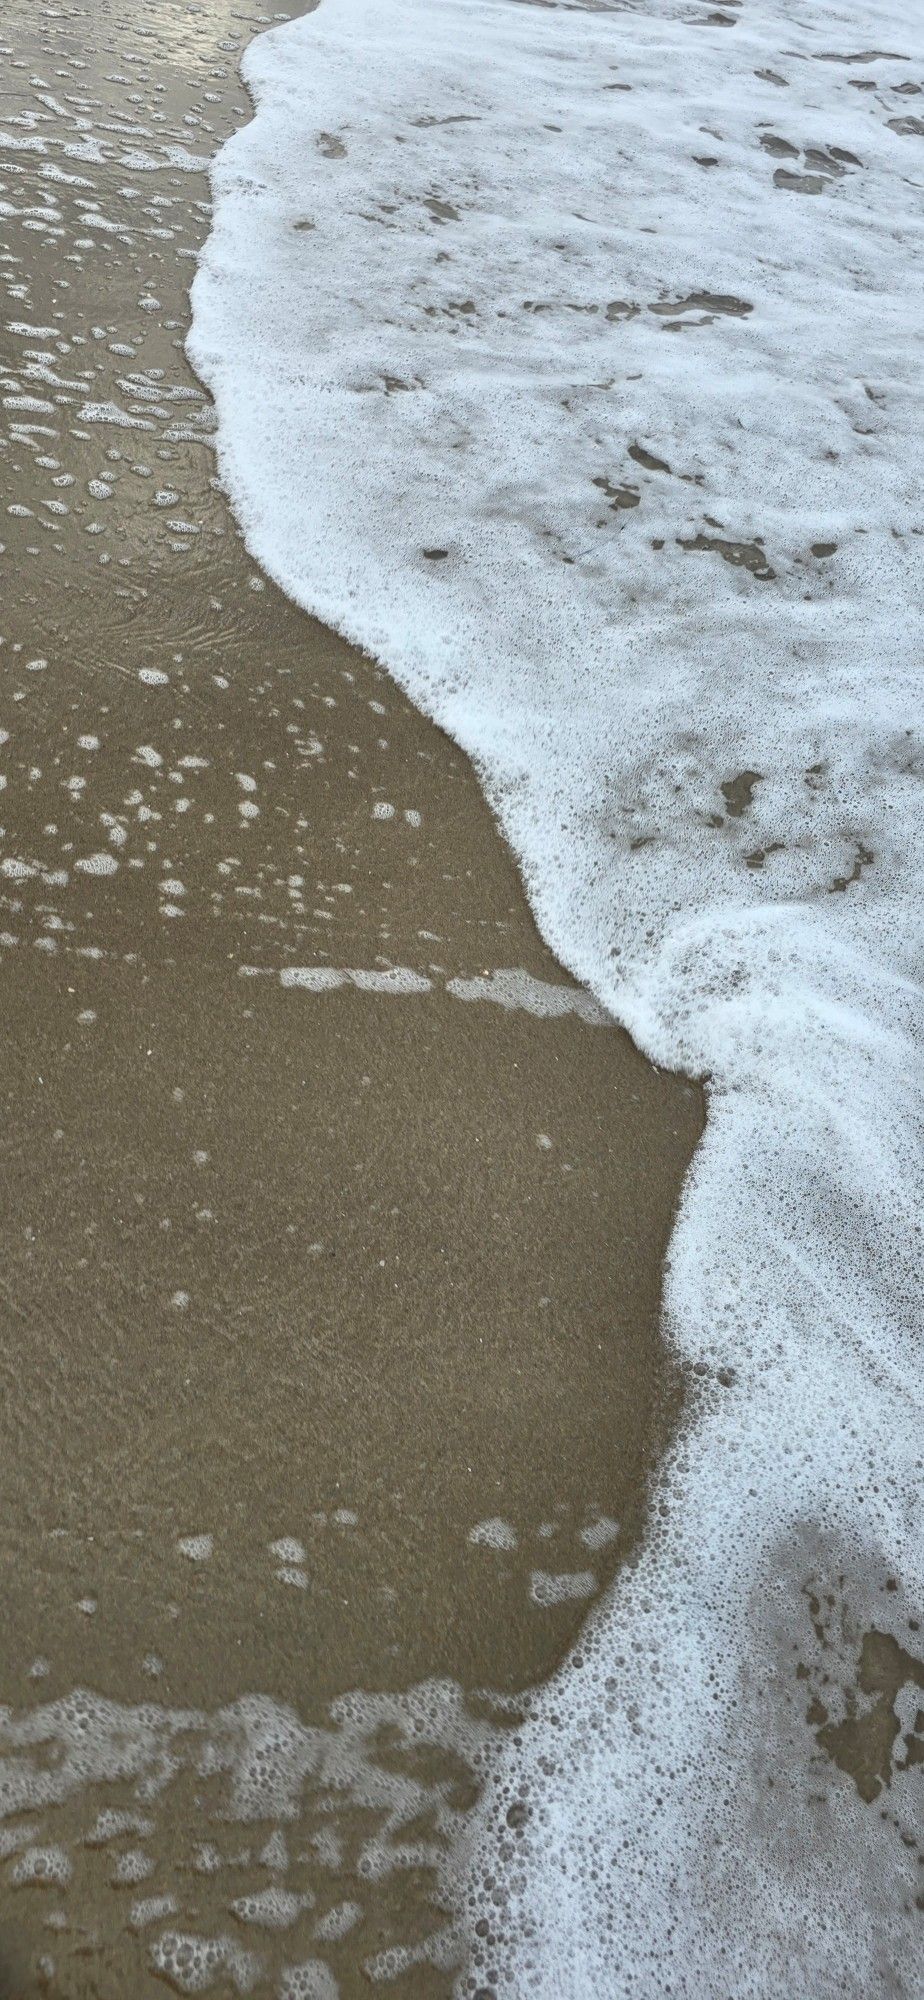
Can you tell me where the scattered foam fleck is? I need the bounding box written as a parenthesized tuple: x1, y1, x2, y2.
(11, 1844, 71, 1888)
(529, 1571, 598, 1608)
(176, 1534, 213, 1563)
(468, 1519, 518, 1552)
(269, 1538, 306, 1565)
(74, 851, 118, 876)
(579, 1516, 620, 1552)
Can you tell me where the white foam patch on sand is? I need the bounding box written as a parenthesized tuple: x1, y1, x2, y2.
(190, 0, 924, 1989)
(446, 970, 608, 1025)
(469, 1518, 518, 1552)
(280, 964, 431, 995)
(247, 962, 610, 1019)
(0, 1683, 497, 1986)
(176, 1534, 213, 1563)
(529, 1571, 598, 1609)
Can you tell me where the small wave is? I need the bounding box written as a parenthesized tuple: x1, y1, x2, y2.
(189, 0, 924, 1988)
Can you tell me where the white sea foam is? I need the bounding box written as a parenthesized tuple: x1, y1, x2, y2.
(279, 963, 431, 993)
(0, 1683, 496, 1986)
(190, 0, 924, 1989)
(469, 1518, 518, 1552)
(270, 962, 605, 1016)
(446, 969, 608, 1025)
(529, 1571, 597, 1609)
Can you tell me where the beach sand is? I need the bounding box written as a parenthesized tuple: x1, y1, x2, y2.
(0, 2, 703, 1989)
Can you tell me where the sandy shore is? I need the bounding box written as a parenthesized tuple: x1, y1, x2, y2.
(0, 2, 702, 1990)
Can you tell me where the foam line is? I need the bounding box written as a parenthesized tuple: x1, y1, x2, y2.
(241, 962, 610, 1020)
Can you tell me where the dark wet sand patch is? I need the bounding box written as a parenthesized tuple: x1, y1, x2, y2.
(0, 0, 703, 1989)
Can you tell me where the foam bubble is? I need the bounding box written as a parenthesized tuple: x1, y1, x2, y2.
(468, 1519, 518, 1552)
(74, 851, 118, 877)
(149, 1929, 261, 1994)
(279, 1960, 338, 2000)
(130, 1893, 179, 1931)
(579, 1516, 620, 1552)
(269, 1537, 306, 1565)
(229, 1887, 310, 1929)
(111, 1847, 154, 1885)
(176, 1534, 213, 1563)
(313, 1900, 361, 1943)
(275, 1566, 309, 1590)
(11, 1843, 71, 1887)
(446, 970, 608, 1026)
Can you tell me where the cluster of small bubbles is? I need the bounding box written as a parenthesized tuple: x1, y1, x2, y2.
(86, 1807, 154, 1845)
(0, 1671, 501, 1989)
(110, 1847, 154, 1885)
(312, 1899, 361, 1942)
(149, 1930, 260, 1995)
(130, 1892, 180, 1931)
(278, 1958, 338, 2000)
(192, 1843, 223, 1876)
(579, 1515, 619, 1551)
(230, 1886, 310, 1929)
(176, 1533, 213, 1562)
(269, 1537, 306, 1565)
(363, 1943, 409, 1981)
(10, 1843, 72, 1887)
(468, 1518, 517, 1551)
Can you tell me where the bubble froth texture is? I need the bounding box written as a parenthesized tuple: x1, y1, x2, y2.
(188, 0, 924, 1989)
(0, 1681, 498, 1991)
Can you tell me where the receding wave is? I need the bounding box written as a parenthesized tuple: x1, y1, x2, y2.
(189, 0, 924, 1988)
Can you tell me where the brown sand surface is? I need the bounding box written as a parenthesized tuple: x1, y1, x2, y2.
(0, 3, 703, 1991)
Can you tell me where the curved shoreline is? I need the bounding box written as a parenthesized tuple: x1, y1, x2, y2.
(189, 1, 924, 1992)
(0, 2, 702, 1990)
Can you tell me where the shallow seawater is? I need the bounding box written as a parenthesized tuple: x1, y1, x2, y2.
(0, 2, 702, 1991)
(187, 0, 924, 1990)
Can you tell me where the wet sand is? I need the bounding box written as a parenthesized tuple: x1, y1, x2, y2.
(0, 2, 703, 1991)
